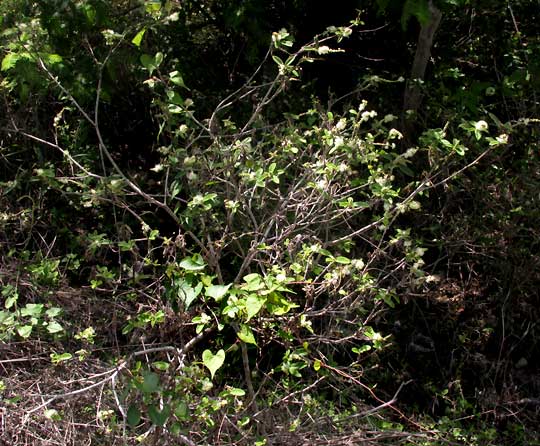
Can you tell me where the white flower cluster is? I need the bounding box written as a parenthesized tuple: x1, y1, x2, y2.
(361, 110, 378, 122)
(475, 120, 489, 132)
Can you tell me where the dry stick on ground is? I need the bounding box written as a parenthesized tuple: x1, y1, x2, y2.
(251, 376, 327, 420)
(336, 379, 413, 422)
(23, 328, 212, 443)
(321, 362, 430, 433)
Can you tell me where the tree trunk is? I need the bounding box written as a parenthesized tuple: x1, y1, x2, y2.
(403, 0, 443, 132)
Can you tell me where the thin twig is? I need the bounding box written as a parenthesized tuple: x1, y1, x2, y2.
(23, 330, 212, 423)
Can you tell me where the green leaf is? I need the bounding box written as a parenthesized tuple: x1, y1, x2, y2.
(352, 345, 372, 354)
(140, 54, 154, 71)
(245, 294, 266, 321)
(1, 53, 20, 71)
(50, 352, 72, 364)
(145, 0, 161, 13)
(152, 361, 170, 371)
(132, 28, 146, 47)
(228, 387, 246, 396)
(148, 404, 170, 427)
(154, 52, 164, 67)
(174, 401, 189, 420)
(127, 405, 141, 426)
(0, 311, 14, 325)
(243, 273, 261, 283)
(237, 324, 257, 345)
(140, 53, 160, 75)
(202, 349, 225, 379)
(118, 240, 135, 251)
(17, 325, 32, 338)
(205, 284, 231, 301)
(46, 321, 64, 334)
(176, 279, 202, 309)
(168, 104, 182, 114)
(166, 89, 184, 105)
(179, 254, 206, 271)
(169, 180, 182, 199)
(5, 292, 18, 309)
(334, 256, 351, 264)
(142, 371, 160, 394)
(169, 70, 188, 89)
(45, 54, 63, 65)
(266, 292, 299, 316)
(21, 303, 44, 317)
(45, 307, 62, 318)
(243, 273, 265, 291)
(272, 55, 285, 66)
(82, 4, 96, 23)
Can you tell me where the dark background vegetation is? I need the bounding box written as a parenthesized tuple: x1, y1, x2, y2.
(1, 0, 539, 445)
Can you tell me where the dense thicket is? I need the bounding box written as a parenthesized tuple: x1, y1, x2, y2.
(1, 1, 539, 445)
